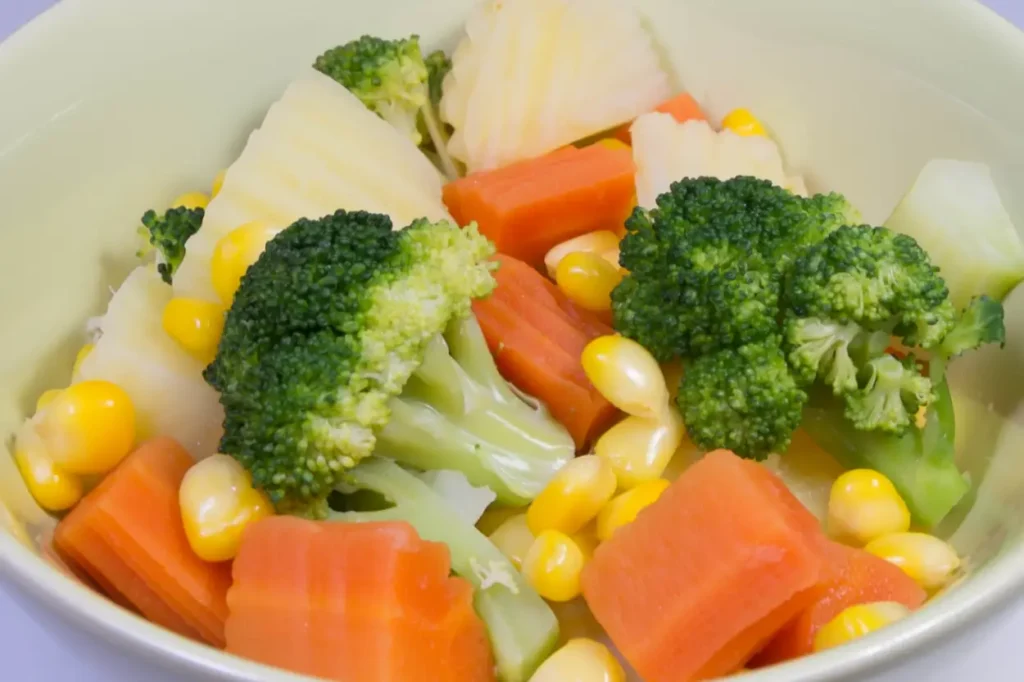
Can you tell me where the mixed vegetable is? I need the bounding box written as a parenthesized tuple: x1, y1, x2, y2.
(8, 1, 1024, 681)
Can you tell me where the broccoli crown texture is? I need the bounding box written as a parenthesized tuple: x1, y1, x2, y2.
(139, 206, 204, 283)
(677, 338, 807, 460)
(204, 210, 495, 516)
(314, 35, 429, 144)
(843, 354, 934, 433)
(784, 316, 866, 394)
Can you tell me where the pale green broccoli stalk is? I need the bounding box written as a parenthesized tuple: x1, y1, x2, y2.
(138, 206, 204, 283)
(376, 314, 574, 506)
(803, 381, 967, 528)
(843, 354, 934, 434)
(330, 458, 559, 682)
(314, 35, 461, 181)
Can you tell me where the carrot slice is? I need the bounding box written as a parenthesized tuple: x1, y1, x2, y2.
(473, 256, 618, 449)
(613, 92, 708, 143)
(225, 517, 494, 682)
(53, 437, 231, 647)
(751, 541, 927, 666)
(444, 145, 636, 268)
(581, 450, 827, 681)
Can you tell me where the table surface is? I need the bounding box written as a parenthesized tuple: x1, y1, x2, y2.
(2, 1, 1024, 680)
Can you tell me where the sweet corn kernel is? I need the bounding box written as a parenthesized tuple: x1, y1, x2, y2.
(594, 138, 631, 153)
(172, 191, 210, 210)
(522, 530, 586, 602)
(162, 298, 226, 364)
(582, 335, 670, 420)
(211, 221, 278, 305)
(36, 380, 136, 475)
(865, 532, 960, 591)
(477, 505, 525, 535)
(13, 425, 82, 512)
(211, 169, 227, 199)
(489, 513, 535, 570)
(721, 108, 767, 137)
(179, 454, 274, 562)
(594, 410, 683, 489)
(35, 389, 62, 413)
(544, 231, 621, 279)
(71, 343, 94, 378)
(813, 602, 911, 652)
(527, 455, 617, 536)
(596, 478, 671, 541)
(827, 469, 910, 546)
(555, 252, 623, 312)
(529, 638, 625, 682)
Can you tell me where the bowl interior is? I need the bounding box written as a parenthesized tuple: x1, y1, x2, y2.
(2, 0, 1024, 680)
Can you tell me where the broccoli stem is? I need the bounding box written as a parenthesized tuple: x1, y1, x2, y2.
(374, 315, 575, 505)
(802, 380, 969, 528)
(329, 458, 559, 682)
(422, 102, 461, 182)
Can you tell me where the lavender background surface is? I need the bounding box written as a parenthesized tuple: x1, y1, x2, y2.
(1, 1, 1023, 680)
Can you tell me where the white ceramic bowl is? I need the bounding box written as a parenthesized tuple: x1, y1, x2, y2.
(2, 1, 1024, 680)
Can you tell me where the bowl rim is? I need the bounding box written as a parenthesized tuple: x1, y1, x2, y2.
(3, 0, 1024, 681)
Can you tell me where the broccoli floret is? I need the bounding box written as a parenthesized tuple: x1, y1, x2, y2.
(927, 295, 1007, 382)
(138, 206, 204, 284)
(205, 209, 573, 517)
(677, 338, 807, 460)
(330, 458, 558, 682)
(784, 316, 866, 394)
(843, 354, 934, 434)
(314, 35, 460, 181)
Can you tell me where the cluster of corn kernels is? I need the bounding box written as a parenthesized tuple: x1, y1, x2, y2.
(814, 468, 961, 651)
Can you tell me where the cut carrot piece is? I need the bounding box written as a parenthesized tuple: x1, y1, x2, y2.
(613, 92, 708, 143)
(751, 541, 927, 666)
(53, 437, 231, 647)
(444, 145, 636, 268)
(225, 517, 494, 682)
(473, 256, 618, 449)
(581, 450, 826, 682)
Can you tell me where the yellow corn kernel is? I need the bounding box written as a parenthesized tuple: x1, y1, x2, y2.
(162, 298, 226, 364)
(529, 638, 625, 682)
(179, 454, 274, 562)
(527, 455, 617, 536)
(813, 602, 911, 652)
(489, 513, 534, 570)
(13, 425, 82, 512)
(171, 191, 210, 210)
(827, 469, 910, 546)
(865, 532, 960, 591)
(35, 389, 63, 413)
(721, 108, 767, 137)
(477, 505, 524, 535)
(596, 478, 671, 541)
(211, 221, 278, 305)
(594, 138, 631, 153)
(555, 252, 623, 312)
(522, 530, 586, 602)
(582, 335, 669, 420)
(71, 343, 94, 378)
(36, 380, 136, 475)
(544, 231, 622, 279)
(211, 169, 227, 199)
(595, 410, 683, 489)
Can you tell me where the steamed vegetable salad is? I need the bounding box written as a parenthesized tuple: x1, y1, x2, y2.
(9, 0, 1024, 680)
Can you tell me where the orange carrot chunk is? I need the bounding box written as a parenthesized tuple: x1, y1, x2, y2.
(751, 541, 927, 666)
(581, 450, 827, 681)
(225, 517, 494, 682)
(613, 92, 708, 143)
(473, 255, 618, 449)
(444, 145, 636, 268)
(53, 437, 231, 647)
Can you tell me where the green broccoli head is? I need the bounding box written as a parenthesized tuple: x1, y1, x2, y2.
(785, 225, 952, 334)
(784, 316, 865, 394)
(677, 338, 807, 460)
(138, 206, 204, 284)
(314, 35, 430, 145)
(425, 48, 451, 110)
(204, 210, 496, 516)
(938, 295, 1006, 359)
(612, 177, 853, 359)
(843, 354, 934, 434)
